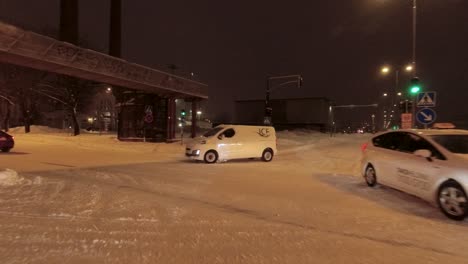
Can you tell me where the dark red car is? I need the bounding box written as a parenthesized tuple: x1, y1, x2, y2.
(0, 131, 14, 152)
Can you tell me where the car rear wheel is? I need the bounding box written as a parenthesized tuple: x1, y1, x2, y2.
(364, 165, 377, 187)
(438, 181, 468, 221)
(1, 148, 11, 153)
(204, 150, 218, 164)
(261, 148, 274, 162)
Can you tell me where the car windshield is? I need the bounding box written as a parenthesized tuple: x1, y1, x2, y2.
(430, 135, 468, 154)
(203, 127, 224, 137)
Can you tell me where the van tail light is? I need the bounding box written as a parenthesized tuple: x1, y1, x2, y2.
(361, 142, 368, 152)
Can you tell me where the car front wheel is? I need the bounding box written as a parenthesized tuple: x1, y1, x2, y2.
(1, 148, 11, 153)
(204, 150, 218, 164)
(438, 181, 468, 221)
(364, 165, 377, 187)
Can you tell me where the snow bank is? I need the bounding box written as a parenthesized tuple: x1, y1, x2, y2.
(8, 125, 67, 134)
(0, 169, 23, 186)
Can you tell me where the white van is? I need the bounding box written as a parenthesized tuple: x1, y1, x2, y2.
(185, 125, 277, 163)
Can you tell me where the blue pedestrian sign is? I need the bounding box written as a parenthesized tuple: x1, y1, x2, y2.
(417, 92, 436, 107)
(417, 108, 436, 125)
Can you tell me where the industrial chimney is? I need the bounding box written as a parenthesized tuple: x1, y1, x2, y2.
(59, 0, 79, 45)
(109, 0, 122, 57)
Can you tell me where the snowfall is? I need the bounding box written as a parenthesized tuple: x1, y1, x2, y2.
(0, 126, 467, 264)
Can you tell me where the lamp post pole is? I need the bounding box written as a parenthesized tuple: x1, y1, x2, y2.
(412, 0, 417, 75)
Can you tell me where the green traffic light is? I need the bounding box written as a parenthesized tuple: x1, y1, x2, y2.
(409, 77, 421, 94)
(410, 86, 420, 94)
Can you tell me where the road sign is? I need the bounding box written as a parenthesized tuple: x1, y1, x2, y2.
(417, 92, 436, 107)
(417, 108, 436, 125)
(401, 113, 412, 129)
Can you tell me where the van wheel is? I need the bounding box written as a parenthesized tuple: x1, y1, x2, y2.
(261, 148, 274, 162)
(204, 150, 218, 164)
(438, 181, 468, 221)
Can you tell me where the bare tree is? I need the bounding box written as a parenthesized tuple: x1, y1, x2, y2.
(0, 64, 15, 132)
(36, 75, 96, 136)
(0, 63, 43, 133)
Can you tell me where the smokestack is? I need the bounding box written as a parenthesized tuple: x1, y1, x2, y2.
(60, 0, 79, 45)
(109, 0, 122, 57)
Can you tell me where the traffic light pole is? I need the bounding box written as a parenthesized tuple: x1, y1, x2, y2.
(264, 78, 272, 125)
(412, 94, 417, 128)
(264, 75, 303, 125)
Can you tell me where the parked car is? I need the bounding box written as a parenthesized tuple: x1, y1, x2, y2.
(361, 129, 468, 220)
(186, 125, 277, 163)
(0, 131, 14, 152)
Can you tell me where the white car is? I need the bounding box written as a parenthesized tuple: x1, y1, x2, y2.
(361, 129, 468, 220)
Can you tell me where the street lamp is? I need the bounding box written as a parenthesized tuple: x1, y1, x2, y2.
(380, 64, 413, 96)
(377, 0, 417, 74)
(379, 64, 413, 129)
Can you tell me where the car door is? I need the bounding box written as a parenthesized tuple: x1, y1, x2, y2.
(217, 128, 241, 160)
(369, 132, 406, 188)
(391, 132, 443, 199)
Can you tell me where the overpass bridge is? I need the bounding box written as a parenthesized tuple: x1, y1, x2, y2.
(0, 21, 208, 141)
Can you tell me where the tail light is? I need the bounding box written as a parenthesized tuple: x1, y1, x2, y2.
(361, 142, 368, 152)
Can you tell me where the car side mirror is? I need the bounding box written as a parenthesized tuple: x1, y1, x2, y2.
(217, 134, 224, 140)
(414, 149, 432, 161)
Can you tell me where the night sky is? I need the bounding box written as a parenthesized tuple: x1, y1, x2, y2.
(1, 0, 468, 125)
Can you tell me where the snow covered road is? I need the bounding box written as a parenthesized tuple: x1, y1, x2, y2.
(0, 130, 467, 263)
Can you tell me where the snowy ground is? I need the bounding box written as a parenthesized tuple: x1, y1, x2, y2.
(0, 127, 467, 263)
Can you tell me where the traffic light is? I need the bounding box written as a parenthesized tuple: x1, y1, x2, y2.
(180, 109, 186, 125)
(265, 106, 273, 117)
(409, 77, 421, 94)
(298, 76, 303, 88)
(399, 100, 413, 113)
